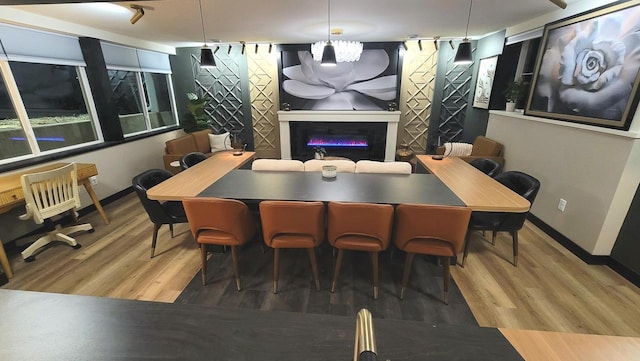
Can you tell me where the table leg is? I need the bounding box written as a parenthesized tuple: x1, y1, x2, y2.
(0, 240, 13, 278)
(81, 180, 110, 225)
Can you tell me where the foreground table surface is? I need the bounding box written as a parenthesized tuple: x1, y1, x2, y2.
(0, 289, 523, 361)
(199, 170, 465, 206)
(147, 151, 254, 201)
(416, 155, 531, 212)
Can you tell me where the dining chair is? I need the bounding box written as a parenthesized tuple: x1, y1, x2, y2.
(355, 160, 412, 174)
(259, 201, 325, 293)
(179, 151, 207, 171)
(462, 171, 540, 267)
(19, 163, 94, 262)
(251, 159, 305, 171)
(394, 204, 471, 304)
(304, 159, 356, 173)
(469, 158, 502, 178)
(182, 197, 256, 289)
(327, 201, 394, 299)
(132, 169, 188, 258)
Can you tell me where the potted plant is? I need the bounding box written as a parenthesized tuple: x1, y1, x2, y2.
(181, 92, 212, 133)
(503, 79, 528, 112)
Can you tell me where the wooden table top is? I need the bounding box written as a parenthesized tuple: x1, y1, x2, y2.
(147, 151, 254, 201)
(0, 289, 523, 361)
(199, 170, 465, 206)
(0, 162, 98, 214)
(416, 155, 531, 212)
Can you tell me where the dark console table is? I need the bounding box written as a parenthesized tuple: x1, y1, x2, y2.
(0, 289, 523, 360)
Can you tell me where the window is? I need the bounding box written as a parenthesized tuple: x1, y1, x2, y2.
(109, 69, 146, 135)
(0, 61, 101, 163)
(143, 72, 176, 130)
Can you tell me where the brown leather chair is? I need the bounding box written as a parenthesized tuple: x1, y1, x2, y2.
(182, 197, 257, 290)
(327, 201, 394, 299)
(259, 201, 325, 294)
(394, 204, 471, 304)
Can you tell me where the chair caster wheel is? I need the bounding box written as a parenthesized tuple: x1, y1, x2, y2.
(88, 228, 95, 233)
(73, 244, 82, 250)
(24, 256, 36, 262)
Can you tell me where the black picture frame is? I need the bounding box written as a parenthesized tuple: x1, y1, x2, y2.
(524, 1, 640, 130)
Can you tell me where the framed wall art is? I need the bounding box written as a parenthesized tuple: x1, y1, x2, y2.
(473, 55, 498, 109)
(525, 1, 640, 130)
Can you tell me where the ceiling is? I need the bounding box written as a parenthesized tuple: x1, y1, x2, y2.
(1, 0, 579, 48)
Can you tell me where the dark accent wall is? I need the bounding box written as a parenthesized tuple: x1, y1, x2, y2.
(611, 184, 640, 278)
(79, 37, 124, 142)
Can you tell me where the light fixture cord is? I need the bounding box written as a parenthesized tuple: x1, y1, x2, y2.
(327, 0, 331, 42)
(199, 0, 207, 45)
(464, 0, 472, 39)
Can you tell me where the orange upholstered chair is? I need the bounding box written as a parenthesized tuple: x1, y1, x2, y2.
(182, 197, 257, 290)
(259, 201, 325, 294)
(394, 204, 471, 304)
(327, 201, 394, 299)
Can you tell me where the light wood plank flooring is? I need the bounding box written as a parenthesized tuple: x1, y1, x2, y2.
(2, 193, 640, 337)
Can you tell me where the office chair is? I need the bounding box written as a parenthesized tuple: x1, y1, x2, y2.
(19, 163, 93, 262)
(469, 158, 502, 178)
(179, 152, 207, 171)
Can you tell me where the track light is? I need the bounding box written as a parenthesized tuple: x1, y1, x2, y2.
(241, 42, 246, 54)
(269, 43, 273, 53)
(228, 45, 232, 54)
(549, 0, 567, 9)
(130, 5, 144, 24)
(214, 46, 220, 54)
(449, 40, 455, 49)
(255, 44, 259, 53)
(401, 41, 408, 51)
(418, 40, 422, 51)
(434, 36, 440, 51)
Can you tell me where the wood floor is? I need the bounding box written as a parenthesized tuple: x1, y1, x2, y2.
(2, 192, 640, 337)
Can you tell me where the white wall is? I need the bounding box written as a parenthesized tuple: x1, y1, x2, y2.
(487, 112, 640, 255)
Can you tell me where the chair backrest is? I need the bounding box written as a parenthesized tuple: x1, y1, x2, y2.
(394, 204, 471, 256)
(495, 171, 540, 203)
(469, 158, 502, 177)
(259, 201, 325, 247)
(182, 197, 256, 242)
(21, 163, 81, 224)
(327, 202, 394, 249)
(355, 160, 412, 174)
(132, 169, 174, 224)
(471, 136, 503, 157)
(179, 152, 208, 170)
(251, 159, 305, 171)
(304, 159, 356, 173)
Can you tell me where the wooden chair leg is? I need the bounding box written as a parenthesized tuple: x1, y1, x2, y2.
(151, 223, 161, 258)
(512, 231, 518, 266)
(331, 248, 344, 293)
(461, 231, 471, 267)
(200, 243, 207, 285)
(443, 256, 451, 305)
(231, 245, 241, 291)
(307, 247, 320, 291)
(370, 252, 379, 299)
(400, 252, 415, 300)
(273, 248, 280, 294)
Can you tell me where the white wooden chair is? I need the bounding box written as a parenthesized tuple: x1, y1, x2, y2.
(355, 160, 412, 174)
(251, 159, 305, 171)
(303, 159, 356, 173)
(20, 163, 93, 262)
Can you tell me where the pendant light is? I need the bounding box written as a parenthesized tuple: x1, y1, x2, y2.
(198, 0, 216, 68)
(454, 0, 473, 64)
(321, 0, 337, 66)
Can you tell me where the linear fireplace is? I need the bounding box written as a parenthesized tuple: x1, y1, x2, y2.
(278, 111, 400, 161)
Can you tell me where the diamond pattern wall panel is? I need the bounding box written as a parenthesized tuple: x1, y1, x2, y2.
(399, 41, 438, 153)
(191, 52, 245, 135)
(247, 47, 280, 159)
(437, 46, 475, 145)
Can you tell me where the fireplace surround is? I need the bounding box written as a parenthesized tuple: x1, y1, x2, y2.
(278, 111, 400, 161)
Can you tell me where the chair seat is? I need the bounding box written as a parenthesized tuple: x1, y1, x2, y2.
(270, 234, 319, 248)
(333, 235, 385, 252)
(401, 238, 456, 257)
(197, 229, 245, 246)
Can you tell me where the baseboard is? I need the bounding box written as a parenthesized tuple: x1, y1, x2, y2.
(528, 214, 640, 288)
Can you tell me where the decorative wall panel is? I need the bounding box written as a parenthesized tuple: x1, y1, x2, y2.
(247, 47, 280, 158)
(436, 45, 476, 144)
(398, 41, 438, 153)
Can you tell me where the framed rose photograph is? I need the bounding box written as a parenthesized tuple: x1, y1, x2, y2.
(473, 56, 498, 109)
(525, 1, 640, 130)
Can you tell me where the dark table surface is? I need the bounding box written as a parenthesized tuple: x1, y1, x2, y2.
(198, 170, 465, 206)
(0, 289, 523, 361)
